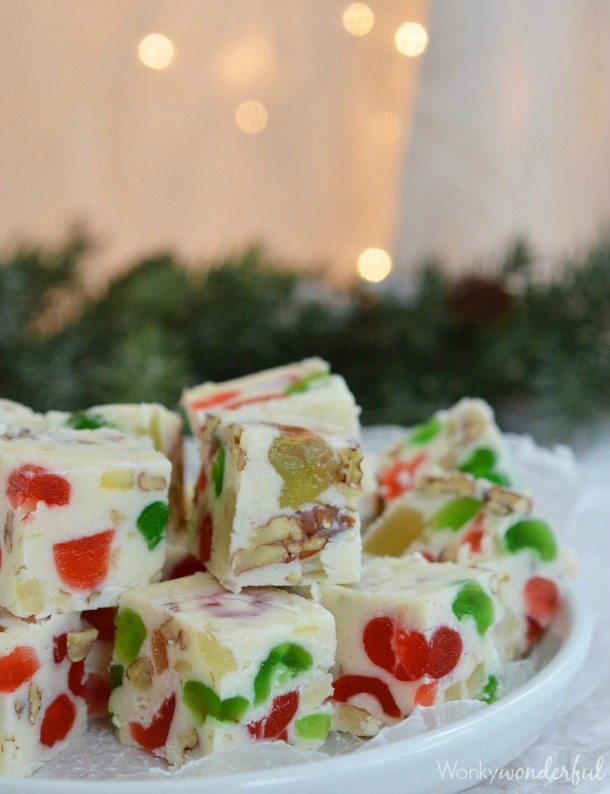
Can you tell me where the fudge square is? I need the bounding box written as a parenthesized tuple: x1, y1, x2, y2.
(109, 572, 336, 766)
(0, 426, 171, 618)
(191, 417, 363, 590)
(363, 469, 574, 660)
(182, 357, 361, 439)
(376, 398, 518, 505)
(317, 556, 501, 737)
(0, 610, 97, 776)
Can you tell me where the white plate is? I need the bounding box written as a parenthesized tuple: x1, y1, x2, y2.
(4, 590, 592, 794)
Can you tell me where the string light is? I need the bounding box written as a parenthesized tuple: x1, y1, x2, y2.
(369, 111, 402, 146)
(342, 3, 374, 36)
(357, 248, 393, 283)
(394, 22, 428, 57)
(235, 100, 268, 134)
(137, 33, 175, 70)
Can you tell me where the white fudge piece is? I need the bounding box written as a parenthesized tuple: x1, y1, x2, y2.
(363, 468, 575, 660)
(182, 358, 360, 439)
(317, 555, 501, 736)
(0, 610, 97, 776)
(191, 417, 363, 590)
(109, 572, 336, 766)
(376, 398, 518, 505)
(0, 426, 171, 617)
(0, 400, 45, 432)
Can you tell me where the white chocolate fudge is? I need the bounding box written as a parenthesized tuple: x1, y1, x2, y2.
(317, 556, 501, 736)
(376, 398, 517, 504)
(109, 573, 336, 766)
(363, 469, 574, 660)
(44, 403, 184, 541)
(0, 426, 171, 617)
(191, 417, 363, 590)
(0, 610, 97, 775)
(0, 400, 44, 432)
(182, 358, 361, 439)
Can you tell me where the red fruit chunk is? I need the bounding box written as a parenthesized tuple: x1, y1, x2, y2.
(168, 555, 206, 580)
(40, 694, 76, 747)
(129, 694, 176, 751)
(420, 551, 436, 563)
(196, 467, 208, 493)
(53, 529, 114, 591)
(414, 682, 437, 707)
(332, 675, 400, 718)
(363, 617, 396, 674)
(524, 577, 559, 627)
(247, 691, 299, 740)
(82, 606, 117, 642)
(7, 464, 70, 509)
(53, 633, 68, 663)
(378, 452, 427, 501)
(0, 646, 40, 692)
(191, 390, 240, 411)
(526, 616, 544, 647)
(68, 660, 86, 697)
(84, 673, 111, 716)
(427, 626, 462, 679)
(198, 512, 213, 563)
(392, 627, 429, 681)
(227, 392, 285, 410)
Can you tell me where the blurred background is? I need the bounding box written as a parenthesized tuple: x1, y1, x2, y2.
(1, 0, 609, 440)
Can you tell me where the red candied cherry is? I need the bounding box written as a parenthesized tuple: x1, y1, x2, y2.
(53, 633, 68, 663)
(378, 452, 427, 501)
(190, 390, 240, 411)
(40, 694, 76, 747)
(0, 646, 40, 692)
(332, 675, 401, 718)
(414, 682, 437, 707)
(7, 464, 70, 510)
(68, 660, 86, 697)
(53, 529, 114, 591)
(130, 694, 176, 751)
(247, 691, 299, 740)
(426, 627, 463, 679)
(526, 617, 545, 647)
(524, 577, 559, 627)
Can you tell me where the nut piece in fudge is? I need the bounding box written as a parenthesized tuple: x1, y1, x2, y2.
(363, 468, 575, 660)
(0, 610, 97, 776)
(317, 555, 501, 736)
(181, 358, 361, 439)
(108, 572, 336, 766)
(191, 418, 363, 590)
(376, 398, 518, 505)
(0, 426, 171, 617)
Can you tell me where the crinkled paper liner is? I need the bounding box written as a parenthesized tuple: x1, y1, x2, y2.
(34, 430, 581, 782)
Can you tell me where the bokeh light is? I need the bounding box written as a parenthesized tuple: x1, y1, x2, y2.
(137, 33, 175, 70)
(394, 22, 428, 57)
(342, 3, 375, 37)
(357, 248, 393, 282)
(235, 100, 269, 134)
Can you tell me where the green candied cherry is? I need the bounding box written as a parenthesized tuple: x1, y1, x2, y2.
(284, 370, 331, 394)
(294, 713, 331, 741)
(109, 663, 124, 690)
(66, 411, 109, 430)
(479, 674, 498, 704)
(428, 497, 482, 531)
(505, 519, 557, 561)
(114, 609, 146, 666)
(137, 501, 169, 550)
(452, 581, 495, 635)
(182, 680, 248, 725)
(457, 447, 511, 486)
(408, 416, 442, 445)
(211, 445, 225, 498)
(254, 643, 313, 705)
(268, 430, 338, 510)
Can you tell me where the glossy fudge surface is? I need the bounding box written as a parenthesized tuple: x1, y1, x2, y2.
(182, 358, 360, 438)
(109, 573, 336, 766)
(318, 555, 501, 735)
(0, 426, 171, 617)
(191, 417, 363, 590)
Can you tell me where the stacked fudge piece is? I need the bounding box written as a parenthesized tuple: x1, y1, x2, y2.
(0, 403, 177, 774)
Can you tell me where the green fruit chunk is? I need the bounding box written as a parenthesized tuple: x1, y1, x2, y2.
(428, 497, 482, 531)
(254, 643, 313, 705)
(409, 417, 442, 445)
(114, 609, 146, 666)
(212, 446, 225, 497)
(183, 680, 248, 725)
(479, 674, 498, 704)
(109, 663, 124, 690)
(505, 519, 557, 561)
(285, 371, 331, 394)
(137, 501, 169, 550)
(67, 411, 108, 430)
(269, 431, 338, 509)
(294, 713, 331, 740)
(452, 581, 494, 635)
(458, 447, 510, 486)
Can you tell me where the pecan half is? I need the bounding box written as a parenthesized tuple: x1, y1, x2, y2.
(485, 486, 532, 516)
(417, 471, 475, 497)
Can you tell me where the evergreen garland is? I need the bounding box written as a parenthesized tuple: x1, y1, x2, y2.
(1, 232, 608, 441)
